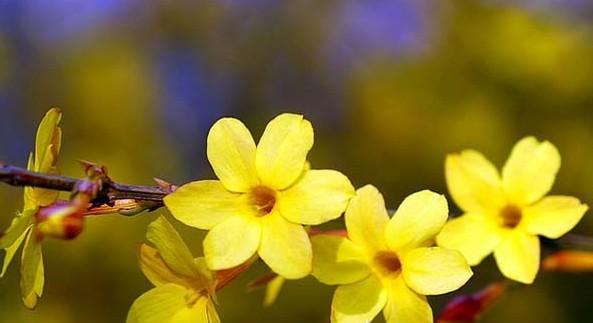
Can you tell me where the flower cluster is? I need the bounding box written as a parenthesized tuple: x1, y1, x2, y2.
(159, 113, 586, 322)
(1, 111, 588, 323)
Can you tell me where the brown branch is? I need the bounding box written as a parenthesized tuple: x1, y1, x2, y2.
(0, 163, 171, 212)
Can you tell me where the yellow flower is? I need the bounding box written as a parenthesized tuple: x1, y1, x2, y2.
(311, 185, 472, 323)
(165, 113, 354, 279)
(0, 108, 62, 308)
(437, 136, 588, 284)
(128, 216, 219, 323)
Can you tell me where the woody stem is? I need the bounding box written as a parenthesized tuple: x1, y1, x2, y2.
(0, 163, 170, 210)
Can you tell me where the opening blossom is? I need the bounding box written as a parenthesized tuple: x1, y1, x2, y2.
(311, 185, 472, 323)
(437, 137, 588, 284)
(128, 216, 219, 323)
(0, 108, 62, 308)
(164, 113, 355, 279)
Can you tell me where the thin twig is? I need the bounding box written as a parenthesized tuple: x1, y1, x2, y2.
(0, 163, 170, 212)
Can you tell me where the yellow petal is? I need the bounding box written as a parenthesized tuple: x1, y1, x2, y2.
(20, 230, 44, 309)
(1, 228, 29, 278)
(138, 244, 196, 288)
(170, 297, 220, 323)
(278, 170, 354, 225)
(126, 284, 189, 323)
(147, 217, 199, 277)
(331, 275, 386, 323)
(0, 210, 34, 249)
(436, 214, 502, 266)
(35, 108, 62, 172)
(31, 108, 62, 207)
(523, 196, 588, 239)
(164, 180, 246, 230)
(502, 137, 560, 205)
(259, 212, 312, 279)
(383, 277, 432, 323)
(207, 117, 258, 192)
(24, 153, 37, 210)
(203, 215, 261, 270)
(256, 113, 314, 190)
(23, 151, 57, 209)
(263, 276, 285, 307)
(311, 235, 371, 285)
(494, 230, 540, 284)
(402, 247, 472, 296)
(385, 190, 448, 253)
(345, 185, 390, 254)
(445, 150, 505, 213)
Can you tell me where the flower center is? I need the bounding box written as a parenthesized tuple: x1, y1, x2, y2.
(373, 251, 402, 277)
(500, 204, 522, 229)
(249, 186, 277, 216)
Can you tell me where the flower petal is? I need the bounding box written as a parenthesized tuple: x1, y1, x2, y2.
(345, 185, 390, 254)
(383, 277, 432, 323)
(259, 212, 312, 279)
(126, 284, 188, 323)
(31, 108, 62, 207)
(311, 235, 371, 285)
(445, 150, 505, 213)
(523, 196, 588, 239)
(1, 210, 34, 277)
(385, 190, 449, 253)
(402, 247, 472, 296)
(20, 230, 44, 309)
(256, 113, 314, 190)
(207, 117, 258, 192)
(0, 210, 34, 249)
(263, 276, 286, 307)
(436, 214, 502, 266)
(138, 244, 198, 288)
(1, 228, 29, 278)
(170, 297, 220, 323)
(146, 217, 200, 278)
(494, 230, 540, 284)
(35, 108, 62, 172)
(164, 180, 247, 230)
(203, 215, 261, 270)
(502, 137, 561, 206)
(331, 275, 387, 323)
(278, 170, 354, 225)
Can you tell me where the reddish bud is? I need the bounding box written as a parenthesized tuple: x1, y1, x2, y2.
(438, 282, 508, 323)
(543, 251, 593, 273)
(36, 202, 85, 240)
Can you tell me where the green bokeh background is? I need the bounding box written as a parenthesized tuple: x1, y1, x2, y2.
(1, 1, 593, 322)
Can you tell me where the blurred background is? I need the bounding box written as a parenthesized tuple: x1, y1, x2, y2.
(1, 0, 593, 322)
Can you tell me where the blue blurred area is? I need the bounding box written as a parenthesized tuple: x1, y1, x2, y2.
(153, 45, 228, 177)
(328, 0, 425, 67)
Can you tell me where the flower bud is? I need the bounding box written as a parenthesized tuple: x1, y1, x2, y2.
(438, 282, 507, 323)
(543, 251, 593, 273)
(35, 202, 85, 240)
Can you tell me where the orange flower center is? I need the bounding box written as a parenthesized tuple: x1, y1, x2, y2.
(500, 204, 522, 229)
(374, 251, 402, 277)
(249, 186, 277, 216)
